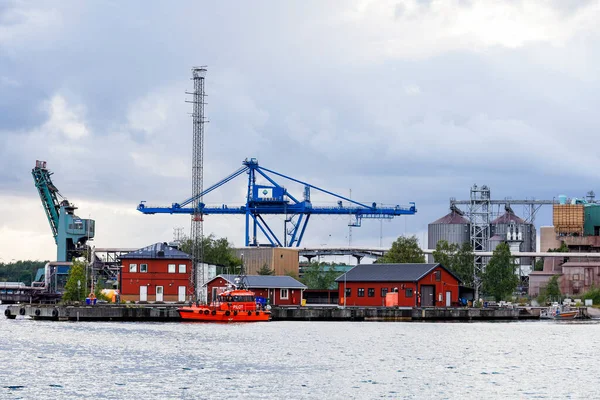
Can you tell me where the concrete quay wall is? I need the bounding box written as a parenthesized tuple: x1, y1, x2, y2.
(270, 306, 544, 321)
(4, 304, 181, 321)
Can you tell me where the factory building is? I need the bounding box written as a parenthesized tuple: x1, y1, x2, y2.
(529, 196, 600, 297)
(120, 242, 192, 303)
(335, 263, 461, 307)
(206, 274, 306, 306)
(233, 247, 299, 276)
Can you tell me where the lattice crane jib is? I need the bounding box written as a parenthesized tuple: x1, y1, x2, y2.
(138, 157, 417, 249)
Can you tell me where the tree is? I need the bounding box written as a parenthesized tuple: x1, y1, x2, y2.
(257, 264, 275, 275)
(452, 242, 475, 288)
(180, 234, 242, 274)
(432, 240, 457, 271)
(377, 235, 425, 264)
(301, 262, 342, 289)
(432, 240, 475, 287)
(62, 260, 87, 302)
(482, 243, 519, 301)
(284, 270, 300, 280)
(534, 258, 544, 271)
(545, 275, 562, 301)
(0, 260, 48, 284)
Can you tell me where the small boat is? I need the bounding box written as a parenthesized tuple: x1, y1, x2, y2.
(540, 303, 579, 320)
(178, 289, 271, 322)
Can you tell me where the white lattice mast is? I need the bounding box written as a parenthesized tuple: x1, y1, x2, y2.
(189, 66, 207, 302)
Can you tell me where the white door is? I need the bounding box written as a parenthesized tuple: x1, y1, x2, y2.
(445, 291, 451, 307)
(140, 285, 147, 302)
(156, 286, 164, 302)
(178, 286, 186, 302)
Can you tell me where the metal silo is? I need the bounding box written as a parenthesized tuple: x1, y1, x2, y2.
(428, 207, 470, 262)
(490, 209, 535, 266)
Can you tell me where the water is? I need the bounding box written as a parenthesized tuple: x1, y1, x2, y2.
(1, 310, 599, 399)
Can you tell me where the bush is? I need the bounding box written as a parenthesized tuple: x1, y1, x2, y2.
(581, 286, 600, 305)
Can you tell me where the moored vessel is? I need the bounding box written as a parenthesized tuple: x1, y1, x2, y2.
(178, 288, 271, 322)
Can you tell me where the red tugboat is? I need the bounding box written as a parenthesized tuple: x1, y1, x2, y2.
(178, 288, 271, 322)
(178, 264, 271, 323)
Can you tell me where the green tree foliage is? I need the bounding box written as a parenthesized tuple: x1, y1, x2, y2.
(62, 260, 87, 302)
(284, 270, 300, 280)
(548, 242, 569, 253)
(0, 260, 48, 284)
(377, 235, 425, 264)
(301, 262, 342, 289)
(257, 264, 275, 275)
(545, 275, 562, 300)
(432, 240, 475, 287)
(534, 258, 544, 271)
(180, 234, 242, 274)
(581, 286, 600, 305)
(482, 243, 519, 301)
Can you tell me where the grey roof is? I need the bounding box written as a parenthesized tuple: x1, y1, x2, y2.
(215, 274, 307, 289)
(120, 242, 191, 260)
(430, 211, 469, 225)
(492, 212, 525, 224)
(334, 263, 461, 283)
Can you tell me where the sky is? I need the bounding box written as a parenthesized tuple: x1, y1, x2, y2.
(1, 0, 600, 262)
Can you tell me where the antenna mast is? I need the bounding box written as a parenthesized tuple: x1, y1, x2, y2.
(190, 66, 207, 302)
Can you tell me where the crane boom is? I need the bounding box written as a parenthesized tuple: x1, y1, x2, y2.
(138, 158, 416, 247)
(32, 160, 95, 261)
(32, 161, 61, 243)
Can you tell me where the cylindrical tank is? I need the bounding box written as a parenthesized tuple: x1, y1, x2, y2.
(428, 211, 470, 262)
(490, 211, 535, 266)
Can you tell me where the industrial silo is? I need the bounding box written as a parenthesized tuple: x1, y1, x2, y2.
(490, 209, 536, 267)
(428, 207, 470, 262)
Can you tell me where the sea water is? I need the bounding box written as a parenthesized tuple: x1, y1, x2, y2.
(1, 308, 599, 399)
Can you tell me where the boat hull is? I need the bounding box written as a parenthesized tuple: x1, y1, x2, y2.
(178, 307, 271, 322)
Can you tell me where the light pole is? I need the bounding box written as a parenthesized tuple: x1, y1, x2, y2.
(343, 270, 347, 309)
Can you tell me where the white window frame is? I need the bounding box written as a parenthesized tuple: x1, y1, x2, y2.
(140, 264, 148, 273)
(129, 264, 137, 273)
(168, 264, 176, 273)
(280, 288, 289, 299)
(178, 264, 186, 273)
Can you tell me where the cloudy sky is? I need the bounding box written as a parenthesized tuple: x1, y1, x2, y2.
(1, 0, 599, 262)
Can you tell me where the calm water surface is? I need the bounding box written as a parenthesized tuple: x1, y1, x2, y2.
(0, 307, 598, 399)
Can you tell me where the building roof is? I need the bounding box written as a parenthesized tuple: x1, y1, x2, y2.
(335, 263, 461, 283)
(430, 212, 469, 225)
(212, 274, 307, 289)
(561, 261, 600, 267)
(120, 242, 191, 260)
(492, 212, 525, 225)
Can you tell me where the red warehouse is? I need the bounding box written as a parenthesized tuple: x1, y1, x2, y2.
(335, 263, 461, 307)
(206, 274, 307, 306)
(120, 242, 192, 303)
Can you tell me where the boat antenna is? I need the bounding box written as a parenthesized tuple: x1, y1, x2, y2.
(237, 253, 248, 290)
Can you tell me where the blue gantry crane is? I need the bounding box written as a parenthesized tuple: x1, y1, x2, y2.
(32, 160, 95, 262)
(138, 158, 416, 247)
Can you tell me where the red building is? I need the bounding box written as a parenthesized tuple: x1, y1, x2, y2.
(120, 242, 192, 303)
(335, 263, 461, 307)
(206, 274, 307, 306)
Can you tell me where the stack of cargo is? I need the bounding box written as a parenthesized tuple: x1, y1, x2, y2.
(553, 204, 584, 235)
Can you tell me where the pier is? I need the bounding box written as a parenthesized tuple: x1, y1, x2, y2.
(5, 304, 589, 322)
